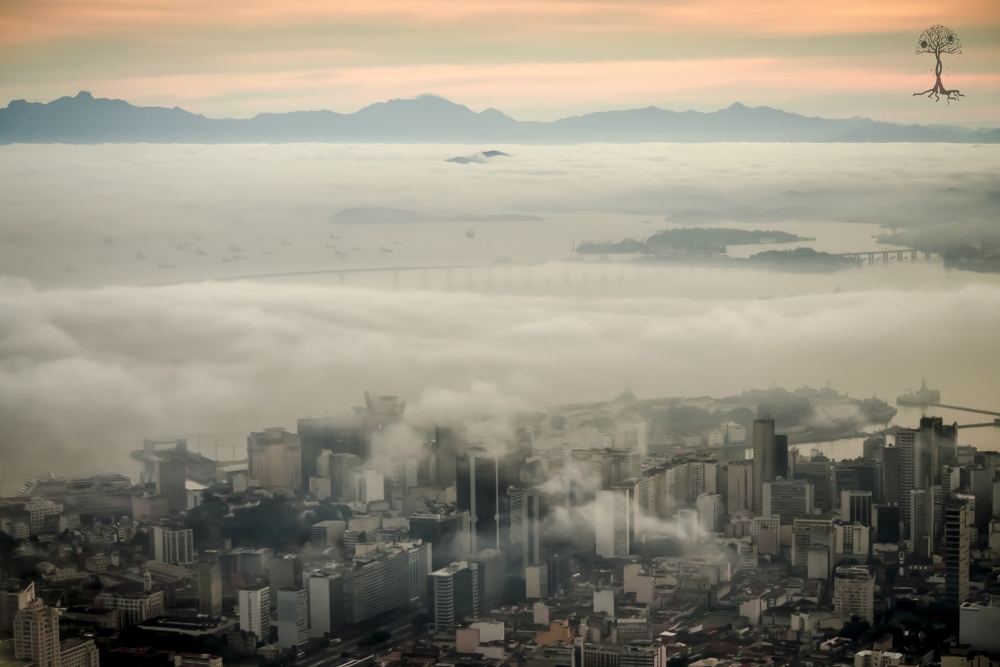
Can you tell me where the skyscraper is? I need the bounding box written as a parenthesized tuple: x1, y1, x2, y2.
(752, 418, 776, 512)
(276, 588, 309, 650)
(468, 548, 507, 614)
(0, 580, 35, 634)
(238, 586, 271, 642)
(883, 445, 901, 506)
(307, 572, 345, 637)
(247, 427, 303, 490)
(196, 555, 223, 617)
(774, 435, 789, 481)
(595, 487, 634, 557)
(970, 466, 993, 533)
(841, 490, 873, 527)
(763, 479, 813, 525)
(833, 566, 874, 623)
(297, 415, 370, 482)
(429, 561, 479, 630)
(152, 525, 194, 566)
(509, 486, 546, 572)
(409, 510, 472, 571)
(13, 599, 60, 667)
(727, 461, 753, 516)
(909, 489, 927, 555)
(945, 498, 971, 605)
(896, 430, 918, 533)
(456, 449, 517, 554)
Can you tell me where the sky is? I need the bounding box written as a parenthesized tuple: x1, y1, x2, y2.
(2, 0, 999, 125)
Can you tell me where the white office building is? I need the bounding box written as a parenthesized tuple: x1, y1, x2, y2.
(238, 586, 270, 642)
(152, 526, 194, 566)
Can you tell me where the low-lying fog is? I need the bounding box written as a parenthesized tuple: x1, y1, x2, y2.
(0, 142, 998, 488)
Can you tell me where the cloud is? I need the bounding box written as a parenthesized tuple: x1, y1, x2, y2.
(1, 278, 999, 489)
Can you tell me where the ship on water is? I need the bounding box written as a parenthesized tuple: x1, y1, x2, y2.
(897, 379, 941, 406)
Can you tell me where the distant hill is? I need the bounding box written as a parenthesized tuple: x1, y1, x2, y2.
(2, 91, 998, 145)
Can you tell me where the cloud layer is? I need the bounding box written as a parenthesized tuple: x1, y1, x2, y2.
(2, 277, 998, 488)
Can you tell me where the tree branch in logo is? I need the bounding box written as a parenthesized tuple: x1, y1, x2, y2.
(913, 25, 963, 103)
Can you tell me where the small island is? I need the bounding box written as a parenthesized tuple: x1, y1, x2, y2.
(577, 227, 811, 256)
(746, 247, 860, 272)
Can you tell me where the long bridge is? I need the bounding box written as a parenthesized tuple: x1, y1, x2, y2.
(834, 249, 934, 264)
(204, 249, 937, 288)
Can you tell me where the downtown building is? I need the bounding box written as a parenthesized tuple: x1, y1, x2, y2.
(833, 565, 874, 623)
(945, 498, 971, 605)
(238, 586, 271, 643)
(762, 479, 814, 525)
(429, 561, 479, 630)
(247, 427, 303, 490)
(752, 418, 776, 512)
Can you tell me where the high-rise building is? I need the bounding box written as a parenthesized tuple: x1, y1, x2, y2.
(154, 457, 187, 513)
(297, 415, 370, 483)
(0, 580, 35, 634)
(836, 459, 884, 505)
(433, 427, 464, 487)
(307, 572, 345, 637)
(238, 586, 271, 642)
(429, 561, 479, 630)
(95, 590, 165, 627)
(896, 430, 918, 530)
(727, 461, 753, 516)
(883, 445, 901, 506)
(791, 517, 833, 574)
(276, 588, 309, 650)
(247, 427, 303, 490)
(863, 436, 886, 462)
(595, 487, 634, 558)
(909, 489, 928, 554)
(874, 505, 900, 544)
(456, 449, 517, 554)
(268, 554, 303, 608)
(409, 510, 472, 571)
(59, 638, 100, 667)
(841, 490, 873, 527)
(970, 467, 993, 532)
(152, 525, 194, 566)
(945, 498, 971, 605)
(197, 555, 223, 617)
(920, 416, 958, 485)
(774, 435, 789, 481)
(752, 418, 776, 512)
(509, 486, 546, 572)
(13, 599, 61, 667)
(833, 566, 874, 623)
(762, 479, 814, 525)
(315, 452, 362, 500)
(469, 549, 506, 613)
(343, 547, 412, 623)
(310, 520, 346, 550)
(696, 494, 724, 533)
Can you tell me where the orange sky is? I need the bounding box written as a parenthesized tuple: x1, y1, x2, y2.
(2, 0, 998, 124)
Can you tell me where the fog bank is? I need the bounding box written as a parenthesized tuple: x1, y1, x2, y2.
(1, 278, 997, 488)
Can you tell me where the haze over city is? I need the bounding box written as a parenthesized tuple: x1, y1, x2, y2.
(1, 2, 1000, 667)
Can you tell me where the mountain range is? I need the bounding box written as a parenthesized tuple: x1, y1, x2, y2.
(2, 91, 998, 144)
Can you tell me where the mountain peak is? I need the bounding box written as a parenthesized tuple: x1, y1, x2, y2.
(0, 92, 993, 144)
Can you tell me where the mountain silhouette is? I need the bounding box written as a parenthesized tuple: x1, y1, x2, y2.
(2, 91, 997, 144)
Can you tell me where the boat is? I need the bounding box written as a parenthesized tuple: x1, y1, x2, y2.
(897, 379, 940, 406)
